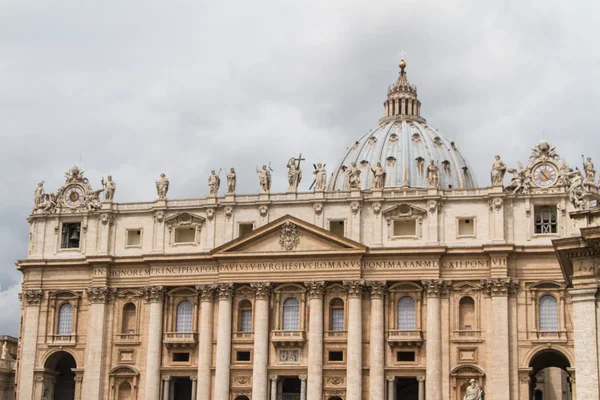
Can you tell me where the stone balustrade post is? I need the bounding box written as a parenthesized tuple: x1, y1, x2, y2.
(305, 281, 325, 400)
(344, 280, 364, 400)
(251, 283, 272, 400)
(143, 286, 166, 400)
(369, 282, 386, 400)
(214, 283, 234, 400)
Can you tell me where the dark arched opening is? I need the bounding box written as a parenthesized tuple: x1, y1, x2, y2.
(234, 396, 250, 400)
(172, 377, 192, 400)
(328, 397, 344, 400)
(44, 351, 77, 400)
(281, 376, 301, 398)
(529, 349, 572, 400)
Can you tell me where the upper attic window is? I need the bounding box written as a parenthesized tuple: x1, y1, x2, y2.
(61, 223, 81, 249)
(534, 206, 557, 234)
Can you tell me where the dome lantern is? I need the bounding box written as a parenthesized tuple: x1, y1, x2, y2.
(381, 59, 425, 124)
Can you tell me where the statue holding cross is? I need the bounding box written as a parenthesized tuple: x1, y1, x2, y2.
(287, 154, 304, 192)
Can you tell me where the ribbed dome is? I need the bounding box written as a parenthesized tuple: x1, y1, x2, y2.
(327, 60, 478, 191)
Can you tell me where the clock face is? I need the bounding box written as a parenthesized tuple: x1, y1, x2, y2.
(64, 185, 85, 207)
(532, 163, 558, 188)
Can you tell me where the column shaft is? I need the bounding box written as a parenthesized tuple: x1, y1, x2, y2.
(299, 376, 307, 400)
(418, 377, 425, 400)
(270, 376, 278, 400)
(570, 288, 599, 400)
(425, 291, 441, 400)
(369, 283, 385, 399)
(82, 299, 109, 399)
(144, 287, 165, 400)
(345, 281, 364, 400)
(191, 378, 197, 400)
(197, 288, 214, 400)
(162, 378, 170, 400)
(306, 282, 324, 399)
(491, 295, 510, 400)
(214, 285, 233, 400)
(252, 283, 271, 400)
(387, 377, 395, 400)
(17, 293, 42, 400)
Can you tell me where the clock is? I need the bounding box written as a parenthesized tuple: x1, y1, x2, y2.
(532, 163, 558, 188)
(64, 185, 85, 208)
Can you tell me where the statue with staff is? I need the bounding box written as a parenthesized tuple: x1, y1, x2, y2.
(287, 154, 304, 192)
(310, 163, 327, 191)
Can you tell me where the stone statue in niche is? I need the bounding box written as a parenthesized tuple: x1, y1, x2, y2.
(102, 175, 116, 201)
(463, 379, 484, 400)
(370, 161, 386, 189)
(313, 163, 327, 191)
(256, 165, 272, 193)
(208, 170, 220, 195)
(156, 173, 169, 199)
(491, 155, 506, 186)
(346, 162, 361, 189)
(584, 157, 596, 184)
(34, 182, 44, 208)
(287, 158, 302, 191)
(226, 168, 236, 193)
(427, 160, 439, 188)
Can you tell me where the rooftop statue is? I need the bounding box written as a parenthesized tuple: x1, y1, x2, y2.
(427, 160, 440, 188)
(102, 175, 116, 201)
(226, 168, 237, 194)
(506, 162, 531, 194)
(584, 157, 596, 184)
(34, 182, 44, 209)
(568, 168, 586, 210)
(491, 155, 506, 186)
(346, 162, 361, 190)
(287, 157, 302, 192)
(370, 161, 386, 189)
(256, 165, 272, 193)
(208, 170, 221, 196)
(156, 173, 169, 199)
(312, 163, 327, 191)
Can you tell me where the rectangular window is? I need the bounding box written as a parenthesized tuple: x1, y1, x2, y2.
(236, 351, 251, 362)
(126, 229, 142, 247)
(174, 227, 196, 243)
(534, 206, 557, 234)
(458, 218, 474, 237)
(238, 223, 254, 238)
(240, 310, 252, 332)
(331, 308, 344, 331)
(397, 351, 416, 362)
(61, 223, 81, 249)
(329, 220, 345, 237)
(393, 220, 416, 237)
(328, 351, 344, 362)
(172, 352, 190, 362)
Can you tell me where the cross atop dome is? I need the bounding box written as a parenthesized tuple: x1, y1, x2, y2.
(381, 58, 425, 124)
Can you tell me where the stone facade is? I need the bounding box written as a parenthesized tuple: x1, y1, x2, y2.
(0, 336, 17, 400)
(15, 60, 600, 400)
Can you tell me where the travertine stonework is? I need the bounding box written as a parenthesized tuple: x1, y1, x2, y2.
(15, 60, 600, 400)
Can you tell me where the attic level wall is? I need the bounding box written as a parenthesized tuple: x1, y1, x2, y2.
(27, 194, 580, 260)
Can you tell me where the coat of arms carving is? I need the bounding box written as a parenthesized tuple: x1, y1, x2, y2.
(279, 222, 300, 251)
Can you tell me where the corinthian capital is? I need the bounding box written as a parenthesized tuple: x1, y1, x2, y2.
(86, 286, 117, 304)
(421, 279, 451, 297)
(196, 284, 216, 302)
(251, 282, 272, 300)
(216, 283, 234, 300)
(483, 278, 518, 297)
(142, 286, 166, 303)
(343, 280, 365, 298)
(304, 281, 325, 299)
(23, 290, 43, 306)
(368, 281, 387, 298)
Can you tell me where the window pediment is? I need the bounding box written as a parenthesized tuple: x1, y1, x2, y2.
(165, 212, 205, 229)
(383, 204, 426, 221)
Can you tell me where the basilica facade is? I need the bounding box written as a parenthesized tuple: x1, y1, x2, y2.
(15, 61, 600, 400)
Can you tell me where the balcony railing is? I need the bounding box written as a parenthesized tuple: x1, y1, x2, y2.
(451, 329, 483, 342)
(163, 332, 197, 348)
(532, 330, 567, 341)
(325, 330, 347, 338)
(271, 330, 306, 347)
(48, 334, 76, 346)
(387, 330, 423, 347)
(114, 333, 141, 345)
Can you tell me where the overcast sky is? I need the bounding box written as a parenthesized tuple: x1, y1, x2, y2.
(1, 0, 599, 336)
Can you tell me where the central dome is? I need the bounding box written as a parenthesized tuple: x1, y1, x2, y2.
(328, 60, 478, 191)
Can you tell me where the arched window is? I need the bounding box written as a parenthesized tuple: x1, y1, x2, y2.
(118, 381, 132, 400)
(397, 296, 415, 330)
(176, 301, 193, 332)
(57, 303, 73, 335)
(330, 298, 345, 331)
(539, 295, 558, 331)
(239, 300, 253, 333)
(122, 303, 137, 334)
(283, 298, 300, 330)
(459, 296, 475, 331)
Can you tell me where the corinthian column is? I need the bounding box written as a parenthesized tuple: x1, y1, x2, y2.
(82, 286, 116, 400)
(305, 281, 325, 399)
(369, 282, 386, 400)
(251, 283, 272, 400)
(18, 290, 43, 400)
(214, 283, 234, 400)
(344, 280, 364, 400)
(484, 278, 518, 400)
(422, 280, 449, 400)
(143, 286, 166, 400)
(196, 285, 215, 400)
